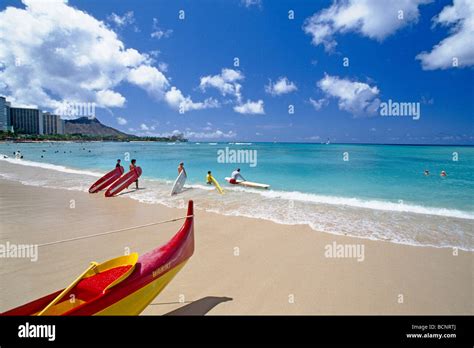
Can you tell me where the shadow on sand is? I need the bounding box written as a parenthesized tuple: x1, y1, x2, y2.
(153, 296, 233, 315)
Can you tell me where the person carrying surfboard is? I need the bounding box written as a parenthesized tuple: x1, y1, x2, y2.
(206, 171, 213, 184)
(229, 168, 246, 184)
(129, 159, 139, 189)
(178, 162, 187, 176)
(205, 171, 224, 194)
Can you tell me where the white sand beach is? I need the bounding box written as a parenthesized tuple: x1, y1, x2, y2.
(0, 172, 472, 315)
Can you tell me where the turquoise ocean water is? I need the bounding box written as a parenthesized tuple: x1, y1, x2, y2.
(1, 142, 473, 250)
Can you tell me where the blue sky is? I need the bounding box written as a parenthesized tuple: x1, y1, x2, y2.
(0, 0, 473, 144)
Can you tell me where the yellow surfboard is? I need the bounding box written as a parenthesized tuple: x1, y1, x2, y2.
(209, 176, 224, 194)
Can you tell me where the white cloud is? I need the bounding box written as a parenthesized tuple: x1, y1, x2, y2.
(149, 50, 161, 58)
(165, 87, 220, 113)
(140, 123, 157, 131)
(96, 90, 126, 107)
(158, 62, 169, 72)
(149, 129, 182, 137)
(6, 101, 38, 109)
(303, 0, 431, 51)
(130, 127, 172, 137)
(151, 29, 173, 39)
(370, 127, 376, 132)
(317, 74, 380, 117)
(116, 117, 127, 125)
(139, 128, 235, 140)
(199, 68, 244, 102)
(184, 129, 237, 139)
(416, 0, 474, 69)
(309, 97, 328, 110)
(265, 77, 297, 96)
(241, 0, 262, 8)
(233, 100, 265, 115)
(107, 11, 134, 28)
(127, 65, 169, 98)
(0, 0, 170, 112)
(151, 18, 172, 39)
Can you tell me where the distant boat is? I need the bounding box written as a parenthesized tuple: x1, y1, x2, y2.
(325, 138, 330, 145)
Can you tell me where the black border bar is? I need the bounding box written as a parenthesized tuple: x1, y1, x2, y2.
(1, 315, 472, 346)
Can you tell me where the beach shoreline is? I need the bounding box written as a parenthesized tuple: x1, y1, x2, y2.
(1, 150, 473, 252)
(0, 177, 472, 315)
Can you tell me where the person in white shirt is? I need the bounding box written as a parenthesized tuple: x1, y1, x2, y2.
(229, 168, 245, 184)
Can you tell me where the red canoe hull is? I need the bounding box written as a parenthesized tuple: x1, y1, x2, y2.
(104, 167, 142, 197)
(2, 200, 195, 316)
(89, 166, 124, 193)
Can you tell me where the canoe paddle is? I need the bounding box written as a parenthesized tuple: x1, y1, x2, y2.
(37, 261, 99, 316)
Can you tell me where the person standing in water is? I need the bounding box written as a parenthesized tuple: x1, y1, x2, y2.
(116, 159, 122, 168)
(424, 169, 430, 176)
(130, 159, 139, 189)
(206, 171, 213, 184)
(229, 168, 245, 184)
(440, 170, 447, 177)
(178, 162, 187, 176)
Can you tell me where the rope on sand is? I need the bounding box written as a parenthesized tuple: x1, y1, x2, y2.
(37, 215, 194, 248)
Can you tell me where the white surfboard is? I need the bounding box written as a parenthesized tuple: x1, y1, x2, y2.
(171, 171, 187, 195)
(225, 177, 270, 189)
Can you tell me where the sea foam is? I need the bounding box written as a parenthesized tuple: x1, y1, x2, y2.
(1, 156, 473, 251)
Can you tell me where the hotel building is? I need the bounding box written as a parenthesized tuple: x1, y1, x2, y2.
(0, 96, 65, 135)
(0, 96, 11, 132)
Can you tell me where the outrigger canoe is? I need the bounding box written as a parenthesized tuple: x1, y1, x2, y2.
(2, 201, 195, 316)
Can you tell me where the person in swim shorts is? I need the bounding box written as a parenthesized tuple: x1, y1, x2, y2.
(229, 168, 245, 184)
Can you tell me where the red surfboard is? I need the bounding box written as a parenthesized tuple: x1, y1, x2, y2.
(89, 166, 124, 193)
(104, 167, 142, 197)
